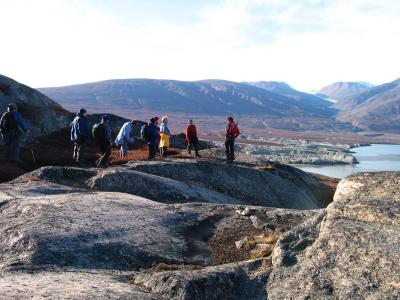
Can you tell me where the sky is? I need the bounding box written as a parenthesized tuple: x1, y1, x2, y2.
(1, 0, 400, 91)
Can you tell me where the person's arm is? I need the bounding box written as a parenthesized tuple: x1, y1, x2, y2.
(234, 126, 240, 139)
(14, 112, 28, 133)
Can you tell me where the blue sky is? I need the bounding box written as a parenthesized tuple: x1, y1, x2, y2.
(1, 0, 400, 91)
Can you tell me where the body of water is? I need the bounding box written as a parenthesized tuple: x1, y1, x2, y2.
(294, 144, 400, 179)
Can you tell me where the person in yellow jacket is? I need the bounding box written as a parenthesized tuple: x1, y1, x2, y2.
(159, 116, 171, 157)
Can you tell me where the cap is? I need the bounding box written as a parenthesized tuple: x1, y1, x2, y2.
(153, 116, 159, 121)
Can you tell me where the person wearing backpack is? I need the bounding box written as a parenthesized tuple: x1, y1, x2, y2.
(0, 103, 30, 163)
(93, 115, 112, 168)
(115, 120, 137, 157)
(70, 108, 90, 164)
(159, 116, 171, 157)
(147, 117, 160, 160)
(186, 119, 200, 157)
(225, 116, 240, 164)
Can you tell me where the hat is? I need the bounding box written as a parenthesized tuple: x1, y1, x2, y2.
(79, 108, 87, 114)
(161, 116, 168, 122)
(102, 114, 110, 121)
(153, 116, 159, 121)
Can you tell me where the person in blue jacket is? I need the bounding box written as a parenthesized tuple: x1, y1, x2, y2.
(0, 103, 30, 163)
(147, 117, 160, 160)
(70, 108, 90, 163)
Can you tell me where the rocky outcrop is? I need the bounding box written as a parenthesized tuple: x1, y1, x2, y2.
(0, 161, 397, 299)
(0, 74, 71, 137)
(12, 160, 331, 209)
(0, 162, 320, 299)
(268, 172, 400, 299)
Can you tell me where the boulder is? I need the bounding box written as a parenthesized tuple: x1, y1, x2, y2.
(268, 172, 400, 299)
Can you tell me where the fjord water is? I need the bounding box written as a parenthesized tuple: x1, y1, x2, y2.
(295, 144, 400, 179)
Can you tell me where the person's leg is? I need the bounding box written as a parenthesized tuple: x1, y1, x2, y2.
(2, 133, 10, 161)
(76, 141, 85, 163)
(162, 147, 167, 157)
(120, 139, 129, 157)
(187, 141, 192, 155)
(149, 144, 157, 160)
(11, 133, 21, 163)
(225, 140, 231, 163)
(73, 142, 78, 162)
(148, 144, 153, 160)
(194, 140, 200, 156)
(98, 141, 110, 167)
(230, 140, 235, 162)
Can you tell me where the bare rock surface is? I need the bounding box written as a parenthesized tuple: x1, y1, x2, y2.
(268, 172, 400, 299)
(0, 160, 397, 299)
(8, 160, 331, 209)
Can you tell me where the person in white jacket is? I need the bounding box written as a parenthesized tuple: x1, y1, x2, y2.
(115, 120, 137, 157)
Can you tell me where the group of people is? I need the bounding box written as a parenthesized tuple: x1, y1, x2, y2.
(1, 103, 241, 167)
(69, 110, 209, 167)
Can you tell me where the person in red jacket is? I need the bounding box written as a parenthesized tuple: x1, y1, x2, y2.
(225, 116, 240, 164)
(186, 119, 200, 157)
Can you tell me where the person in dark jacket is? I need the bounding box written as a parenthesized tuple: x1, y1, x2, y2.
(186, 119, 200, 157)
(225, 116, 240, 164)
(94, 115, 112, 168)
(70, 108, 90, 163)
(147, 117, 160, 160)
(0, 103, 30, 163)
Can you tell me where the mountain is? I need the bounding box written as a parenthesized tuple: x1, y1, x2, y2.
(0, 74, 71, 137)
(337, 78, 400, 133)
(38, 79, 336, 118)
(245, 81, 333, 112)
(317, 82, 373, 104)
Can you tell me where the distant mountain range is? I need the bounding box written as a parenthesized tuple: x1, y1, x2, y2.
(317, 82, 374, 108)
(0, 74, 396, 135)
(337, 78, 400, 132)
(38, 79, 335, 118)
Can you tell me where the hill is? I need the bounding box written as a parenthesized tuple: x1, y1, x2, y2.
(337, 78, 400, 132)
(245, 81, 334, 113)
(39, 79, 336, 118)
(0, 74, 71, 137)
(317, 81, 373, 109)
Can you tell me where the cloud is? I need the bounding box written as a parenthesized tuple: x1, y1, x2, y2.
(0, 0, 399, 90)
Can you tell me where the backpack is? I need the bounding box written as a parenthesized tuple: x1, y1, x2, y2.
(140, 124, 150, 141)
(0, 112, 18, 134)
(92, 123, 105, 141)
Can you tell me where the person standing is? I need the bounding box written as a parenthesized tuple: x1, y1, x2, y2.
(93, 115, 112, 168)
(225, 116, 240, 164)
(0, 103, 30, 163)
(186, 119, 200, 157)
(70, 108, 90, 164)
(147, 117, 160, 160)
(115, 120, 137, 157)
(159, 116, 171, 157)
